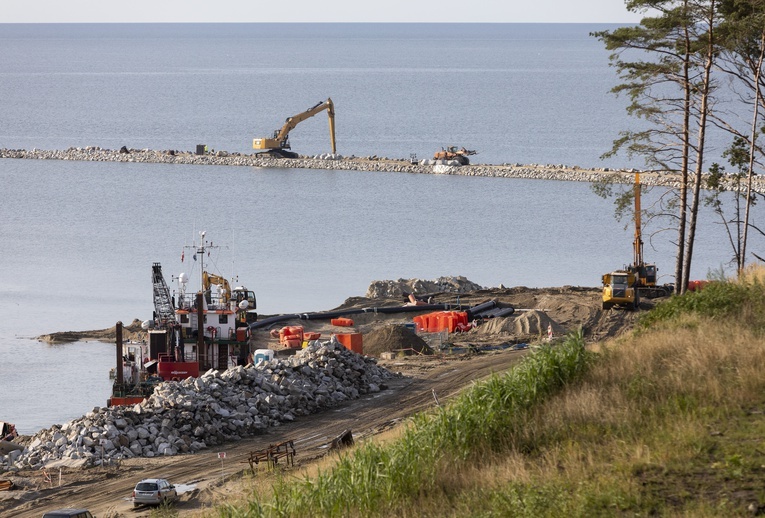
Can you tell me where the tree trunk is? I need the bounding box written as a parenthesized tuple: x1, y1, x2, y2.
(675, 16, 693, 294)
(740, 30, 765, 273)
(682, 2, 716, 290)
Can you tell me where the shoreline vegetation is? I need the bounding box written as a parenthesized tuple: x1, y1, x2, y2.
(2, 146, 762, 193)
(220, 268, 765, 517)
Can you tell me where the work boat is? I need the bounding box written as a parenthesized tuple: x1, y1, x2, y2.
(108, 231, 257, 406)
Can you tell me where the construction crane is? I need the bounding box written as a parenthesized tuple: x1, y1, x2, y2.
(253, 98, 336, 158)
(151, 262, 176, 327)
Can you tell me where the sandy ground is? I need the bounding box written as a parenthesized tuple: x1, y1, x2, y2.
(3, 286, 650, 517)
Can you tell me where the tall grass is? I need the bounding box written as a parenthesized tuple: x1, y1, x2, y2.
(217, 331, 589, 517)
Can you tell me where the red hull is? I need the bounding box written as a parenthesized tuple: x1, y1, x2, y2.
(108, 396, 146, 407)
(158, 361, 200, 380)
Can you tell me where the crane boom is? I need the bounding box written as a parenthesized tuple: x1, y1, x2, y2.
(253, 98, 336, 156)
(633, 172, 643, 268)
(151, 262, 175, 327)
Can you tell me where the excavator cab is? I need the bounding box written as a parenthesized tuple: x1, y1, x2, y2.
(233, 287, 258, 325)
(643, 264, 657, 285)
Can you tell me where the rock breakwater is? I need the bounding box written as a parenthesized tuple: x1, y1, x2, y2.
(2, 146, 761, 193)
(0, 340, 395, 472)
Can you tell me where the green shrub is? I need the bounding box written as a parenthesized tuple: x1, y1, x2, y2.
(639, 278, 765, 330)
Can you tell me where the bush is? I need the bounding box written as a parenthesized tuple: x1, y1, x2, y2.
(639, 274, 765, 331)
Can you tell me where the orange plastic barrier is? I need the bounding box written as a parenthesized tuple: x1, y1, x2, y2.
(284, 338, 302, 349)
(331, 318, 354, 327)
(412, 311, 468, 333)
(279, 326, 304, 348)
(303, 332, 321, 341)
(336, 333, 363, 354)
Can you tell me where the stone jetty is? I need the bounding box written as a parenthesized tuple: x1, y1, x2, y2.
(1, 146, 762, 193)
(0, 340, 395, 472)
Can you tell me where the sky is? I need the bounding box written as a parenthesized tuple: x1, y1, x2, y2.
(4, 1, 643, 23)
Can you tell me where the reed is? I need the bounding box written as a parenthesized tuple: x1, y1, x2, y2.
(216, 331, 589, 517)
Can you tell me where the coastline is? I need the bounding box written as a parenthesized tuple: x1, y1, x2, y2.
(1, 146, 761, 193)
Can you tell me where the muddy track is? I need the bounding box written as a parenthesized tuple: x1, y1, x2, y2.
(7, 349, 528, 517)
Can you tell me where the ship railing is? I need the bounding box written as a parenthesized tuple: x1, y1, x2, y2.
(177, 292, 230, 311)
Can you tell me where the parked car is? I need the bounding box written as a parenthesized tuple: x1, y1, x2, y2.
(42, 509, 93, 518)
(131, 478, 178, 507)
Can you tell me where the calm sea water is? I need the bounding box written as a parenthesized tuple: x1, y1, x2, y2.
(0, 23, 753, 434)
(0, 22, 637, 167)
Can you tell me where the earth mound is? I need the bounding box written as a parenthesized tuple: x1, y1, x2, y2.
(363, 324, 432, 356)
(37, 318, 145, 344)
(476, 310, 566, 339)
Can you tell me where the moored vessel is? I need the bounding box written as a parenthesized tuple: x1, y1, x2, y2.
(108, 231, 257, 406)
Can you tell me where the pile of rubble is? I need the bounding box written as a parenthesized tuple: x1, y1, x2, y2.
(366, 276, 485, 300)
(0, 340, 396, 472)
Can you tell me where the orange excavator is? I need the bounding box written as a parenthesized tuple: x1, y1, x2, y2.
(433, 146, 477, 165)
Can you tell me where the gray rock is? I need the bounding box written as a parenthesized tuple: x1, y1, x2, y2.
(1, 337, 398, 470)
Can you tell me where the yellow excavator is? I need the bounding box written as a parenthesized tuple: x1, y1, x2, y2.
(629, 173, 672, 298)
(253, 98, 336, 158)
(202, 271, 258, 324)
(202, 271, 231, 304)
(602, 172, 671, 309)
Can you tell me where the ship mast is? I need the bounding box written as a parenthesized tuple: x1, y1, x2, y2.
(183, 230, 221, 297)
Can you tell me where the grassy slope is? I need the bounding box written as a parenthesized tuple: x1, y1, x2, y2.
(212, 269, 765, 518)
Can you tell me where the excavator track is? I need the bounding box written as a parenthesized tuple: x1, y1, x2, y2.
(638, 285, 673, 299)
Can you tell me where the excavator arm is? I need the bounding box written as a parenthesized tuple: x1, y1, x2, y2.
(202, 271, 231, 304)
(253, 98, 336, 155)
(633, 172, 644, 269)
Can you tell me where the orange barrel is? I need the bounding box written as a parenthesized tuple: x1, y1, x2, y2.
(331, 318, 354, 327)
(336, 333, 363, 354)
